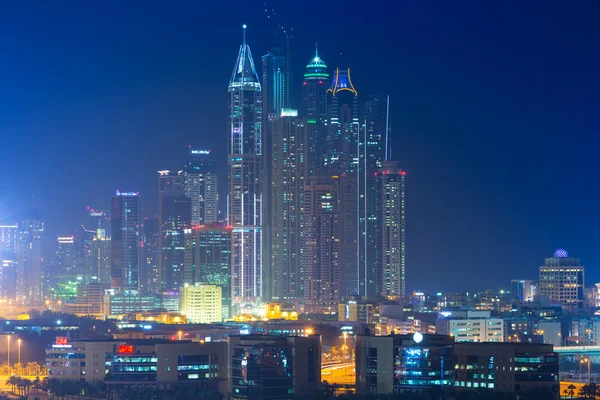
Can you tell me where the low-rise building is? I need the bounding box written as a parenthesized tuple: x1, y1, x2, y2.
(356, 333, 454, 395)
(180, 283, 222, 323)
(230, 334, 321, 400)
(436, 310, 504, 342)
(45, 338, 228, 396)
(454, 342, 559, 399)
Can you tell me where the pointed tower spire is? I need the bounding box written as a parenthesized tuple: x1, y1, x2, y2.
(315, 43, 319, 58)
(229, 24, 261, 89)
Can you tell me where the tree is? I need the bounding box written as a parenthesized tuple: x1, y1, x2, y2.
(0, 364, 10, 375)
(12, 362, 24, 376)
(579, 383, 600, 399)
(5, 375, 19, 394)
(566, 384, 576, 399)
(26, 361, 43, 376)
(33, 376, 41, 394)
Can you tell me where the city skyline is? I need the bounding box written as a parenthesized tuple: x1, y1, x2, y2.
(1, 1, 599, 291)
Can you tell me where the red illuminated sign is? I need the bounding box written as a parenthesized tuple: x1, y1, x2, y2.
(56, 337, 68, 345)
(117, 345, 134, 353)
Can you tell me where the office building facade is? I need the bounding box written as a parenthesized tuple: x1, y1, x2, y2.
(436, 310, 504, 342)
(180, 283, 222, 324)
(454, 342, 559, 398)
(230, 335, 321, 400)
(356, 334, 454, 395)
(539, 248, 584, 314)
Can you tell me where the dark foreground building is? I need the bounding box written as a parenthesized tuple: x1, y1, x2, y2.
(356, 333, 453, 395)
(454, 342, 559, 399)
(230, 334, 321, 400)
(356, 334, 559, 399)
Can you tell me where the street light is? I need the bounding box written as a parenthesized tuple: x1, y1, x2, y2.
(581, 358, 591, 384)
(178, 330, 183, 340)
(6, 336, 10, 367)
(17, 339, 21, 365)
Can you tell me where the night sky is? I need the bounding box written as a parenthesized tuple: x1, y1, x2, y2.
(1, 0, 599, 292)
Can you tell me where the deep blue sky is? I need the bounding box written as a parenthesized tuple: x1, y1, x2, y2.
(1, 0, 599, 292)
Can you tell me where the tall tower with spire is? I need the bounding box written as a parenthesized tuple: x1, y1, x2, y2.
(302, 46, 330, 176)
(228, 25, 263, 304)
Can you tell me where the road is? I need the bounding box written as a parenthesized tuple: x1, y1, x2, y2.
(322, 362, 355, 386)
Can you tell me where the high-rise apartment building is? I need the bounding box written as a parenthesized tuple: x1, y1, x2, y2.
(302, 175, 340, 301)
(326, 67, 359, 174)
(111, 191, 141, 291)
(183, 149, 218, 226)
(158, 171, 192, 293)
(16, 219, 44, 303)
(261, 47, 289, 304)
(0, 224, 18, 299)
(141, 218, 159, 294)
(302, 47, 330, 176)
(539, 248, 584, 314)
(184, 224, 232, 319)
(90, 229, 111, 285)
(360, 94, 390, 297)
(380, 161, 406, 298)
(180, 283, 222, 324)
(228, 26, 263, 304)
(266, 116, 307, 300)
(56, 235, 76, 276)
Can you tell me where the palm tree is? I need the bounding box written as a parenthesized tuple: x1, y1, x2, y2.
(567, 383, 576, 399)
(33, 376, 41, 394)
(5, 375, 19, 394)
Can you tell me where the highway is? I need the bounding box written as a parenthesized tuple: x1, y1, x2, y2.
(322, 362, 355, 386)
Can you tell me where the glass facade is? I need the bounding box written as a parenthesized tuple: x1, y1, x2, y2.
(393, 346, 453, 390)
(231, 346, 294, 400)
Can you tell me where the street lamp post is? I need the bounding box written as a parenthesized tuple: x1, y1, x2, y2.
(6, 336, 10, 367)
(17, 339, 21, 365)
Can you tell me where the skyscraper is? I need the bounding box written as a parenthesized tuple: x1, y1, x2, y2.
(261, 47, 289, 298)
(56, 235, 76, 276)
(262, 48, 289, 119)
(16, 219, 44, 303)
(326, 67, 359, 174)
(110, 191, 141, 291)
(302, 175, 340, 301)
(183, 149, 218, 226)
(184, 224, 232, 319)
(267, 115, 307, 300)
(360, 94, 390, 297)
(141, 217, 159, 294)
(228, 26, 263, 304)
(158, 171, 192, 293)
(90, 229, 111, 285)
(379, 161, 406, 298)
(0, 224, 18, 299)
(539, 249, 584, 314)
(326, 67, 360, 298)
(302, 47, 330, 176)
